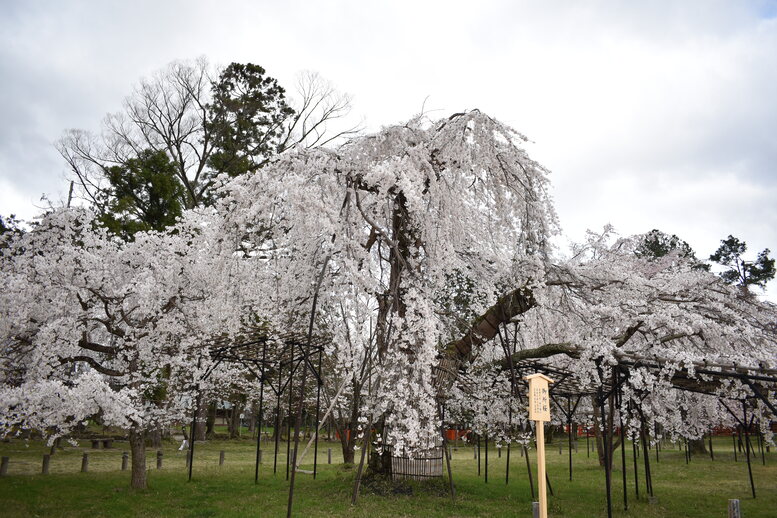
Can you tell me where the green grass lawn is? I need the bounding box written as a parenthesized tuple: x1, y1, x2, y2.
(0, 436, 774, 517)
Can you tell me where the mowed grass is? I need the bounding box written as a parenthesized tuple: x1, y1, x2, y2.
(0, 436, 775, 517)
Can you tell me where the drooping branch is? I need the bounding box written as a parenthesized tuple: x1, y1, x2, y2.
(441, 286, 536, 364)
(434, 286, 536, 392)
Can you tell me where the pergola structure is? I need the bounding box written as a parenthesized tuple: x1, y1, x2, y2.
(181, 317, 776, 518)
(186, 325, 330, 485)
(439, 350, 777, 518)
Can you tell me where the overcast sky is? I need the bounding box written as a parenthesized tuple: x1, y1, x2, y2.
(1, 0, 776, 299)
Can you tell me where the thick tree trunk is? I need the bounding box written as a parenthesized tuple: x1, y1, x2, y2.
(343, 439, 355, 464)
(128, 428, 147, 489)
(195, 400, 208, 441)
(247, 403, 258, 434)
(228, 406, 241, 438)
(689, 438, 708, 454)
(148, 427, 162, 448)
(228, 396, 245, 439)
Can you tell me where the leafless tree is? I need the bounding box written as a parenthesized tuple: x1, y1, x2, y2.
(57, 59, 359, 212)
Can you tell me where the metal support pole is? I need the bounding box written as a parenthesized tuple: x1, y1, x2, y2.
(640, 418, 653, 497)
(485, 434, 489, 483)
(188, 389, 201, 482)
(733, 432, 738, 462)
(255, 342, 266, 484)
(632, 432, 640, 500)
(274, 359, 282, 474)
(524, 445, 535, 500)
(506, 441, 511, 485)
(709, 430, 714, 461)
(312, 342, 323, 479)
(587, 429, 590, 457)
(478, 434, 480, 476)
(598, 388, 613, 518)
(742, 401, 756, 499)
(617, 375, 628, 511)
(286, 352, 294, 481)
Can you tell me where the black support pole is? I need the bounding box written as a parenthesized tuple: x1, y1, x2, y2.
(274, 359, 282, 474)
(187, 388, 200, 482)
(478, 434, 480, 476)
(485, 434, 489, 484)
(524, 444, 535, 500)
(632, 431, 640, 500)
(617, 378, 628, 511)
(255, 342, 267, 484)
(312, 342, 323, 479)
(505, 441, 510, 485)
(709, 430, 714, 461)
(640, 418, 653, 498)
(598, 388, 613, 518)
(742, 401, 756, 499)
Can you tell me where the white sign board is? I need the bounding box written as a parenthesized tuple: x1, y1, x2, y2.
(526, 373, 553, 422)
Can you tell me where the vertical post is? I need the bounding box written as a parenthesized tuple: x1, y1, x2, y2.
(121, 452, 128, 471)
(728, 499, 741, 518)
(709, 430, 714, 461)
(156, 450, 163, 469)
(537, 423, 548, 518)
(255, 341, 266, 484)
(0, 456, 7, 476)
(485, 434, 489, 483)
(327, 448, 332, 464)
(188, 388, 200, 482)
(274, 358, 282, 474)
(532, 501, 540, 518)
(568, 416, 573, 481)
(42, 454, 50, 475)
(632, 432, 640, 500)
(586, 429, 590, 457)
(616, 372, 627, 511)
(477, 434, 480, 476)
(286, 362, 294, 481)
(524, 445, 535, 499)
(312, 342, 323, 479)
(742, 401, 756, 499)
(599, 390, 613, 518)
(219, 450, 225, 466)
(758, 428, 765, 466)
(640, 419, 653, 498)
(505, 441, 511, 485)
(733, 432, 738, 462)
(81, 453, 89, 473)
(188, 355, 203, 483)
(525, 373, 552, 518)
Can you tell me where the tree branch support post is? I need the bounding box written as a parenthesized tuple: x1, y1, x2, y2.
(525, 373, 553, 518)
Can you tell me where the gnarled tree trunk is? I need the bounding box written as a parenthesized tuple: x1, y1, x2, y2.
(128, 427, 147, 489)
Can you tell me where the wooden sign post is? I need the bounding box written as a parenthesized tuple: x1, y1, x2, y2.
(525, 373, 553, 518)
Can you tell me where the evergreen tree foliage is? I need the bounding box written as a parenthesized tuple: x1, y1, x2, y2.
(206, 62, 295, 179)
(98, 150, 185, 239)
(635, 229, 709, 270)
(709, 235, 775, 290)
